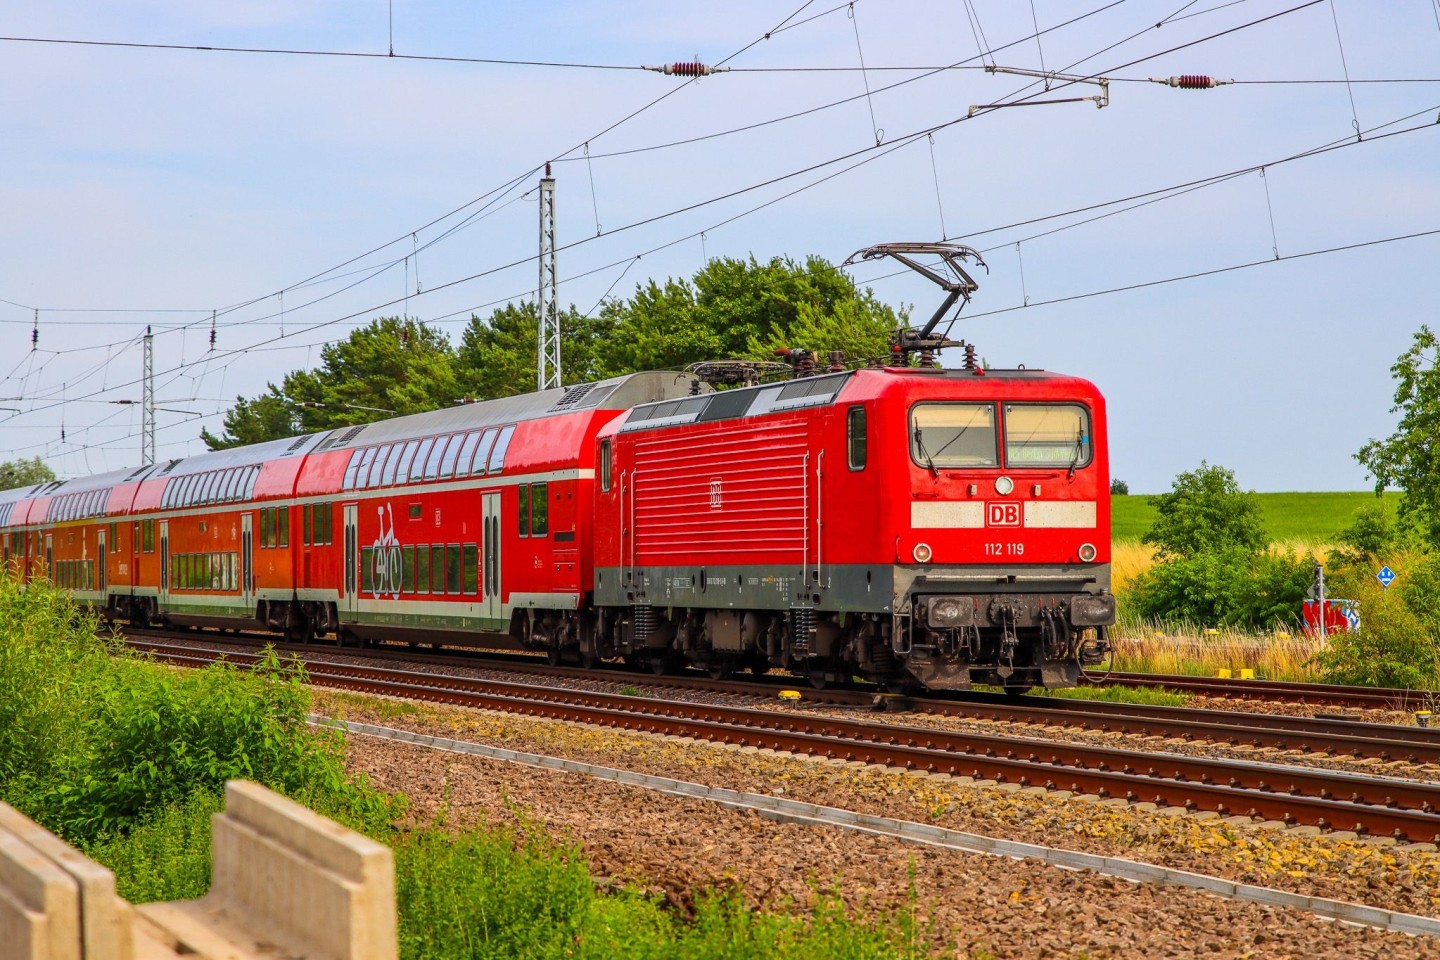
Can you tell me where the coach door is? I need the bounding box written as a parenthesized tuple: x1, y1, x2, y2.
(97, 529, 107, 594)
(343, 503, 358, 616)
(44, 534, 52, 580)
(481, 491, 502, 623)
(158, 522, 169, 600)
(241, 513, 254, 610)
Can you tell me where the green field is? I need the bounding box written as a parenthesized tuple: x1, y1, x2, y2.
(1112, 491, 1401, 543)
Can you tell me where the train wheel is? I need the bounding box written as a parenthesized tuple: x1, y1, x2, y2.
(708, 656, 733, 681)
(1002, 684, 1032, 698)
(808, 670, 829, 690)
(546, 644, 562, 667)
(649, 655, 670, 676)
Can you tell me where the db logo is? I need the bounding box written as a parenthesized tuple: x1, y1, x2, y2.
(709, 479, 723, 510)
(987, 502, 1021, 527)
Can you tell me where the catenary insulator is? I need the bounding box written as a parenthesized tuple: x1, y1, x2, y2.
(1152, 75, 1232, 89)
(642, 61, 729, 77)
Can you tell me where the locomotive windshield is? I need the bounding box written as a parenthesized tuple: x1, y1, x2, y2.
(910, 403, 998, 468)
(1003, 403, 1091, 468)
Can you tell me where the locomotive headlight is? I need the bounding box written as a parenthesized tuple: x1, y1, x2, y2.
(994, 476, 1014, 495)
(913, 542, 933, 564)
(1078, 542, 1098, 562)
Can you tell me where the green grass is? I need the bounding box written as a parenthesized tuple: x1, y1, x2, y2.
(1112, 491, 1400, 543)
(1, 576, 952, 958)
(976, 682, 1190, 707)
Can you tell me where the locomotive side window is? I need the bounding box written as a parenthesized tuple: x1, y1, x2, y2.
(260, 508, 275, 549)
(910, 403, 997, 468)
(277, 508, 290, 548)
(847, 406, 867, 471)
(1003, 404, 1092, 468)
(303, 505, 313, 545)
(416, 546, 430, 594)
(600, 439, 612, 491)
(142, 519, 155, 553)
(401, 545, 415, 593)
(517, 483, 530, 538)
(530, 483, 548, 537)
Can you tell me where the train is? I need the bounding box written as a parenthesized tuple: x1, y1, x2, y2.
(0, 244, 1116, 693)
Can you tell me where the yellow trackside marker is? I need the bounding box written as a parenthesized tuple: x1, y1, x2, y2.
(1216, 668, 1232, 679)
(1239, 668, 1255, 680)
(779, 690, 802, 702)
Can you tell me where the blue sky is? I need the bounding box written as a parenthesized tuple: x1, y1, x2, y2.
(2, 1, 1437, 493)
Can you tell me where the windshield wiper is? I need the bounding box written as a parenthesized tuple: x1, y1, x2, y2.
(913, 427, 939, 478)
(1067, 428, 1085, 479)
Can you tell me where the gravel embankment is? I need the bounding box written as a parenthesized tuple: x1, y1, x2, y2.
(325, 692, 1440, 959)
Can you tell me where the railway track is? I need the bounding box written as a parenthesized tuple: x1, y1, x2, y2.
(1093, 671, 1439, 710)
(122, 628, 1440, 763)
(128, 635, 1440, 842)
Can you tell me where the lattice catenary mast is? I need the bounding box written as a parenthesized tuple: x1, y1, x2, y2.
(537, 164, 560, 390)
(143, 325, 156, 466)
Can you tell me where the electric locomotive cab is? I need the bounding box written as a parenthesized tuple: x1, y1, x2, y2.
(890, 371, 1115, 692)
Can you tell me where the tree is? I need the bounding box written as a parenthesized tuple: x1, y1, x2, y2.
(1141, 462, 1266, 559)
(1128, 462, 1308, 628)
(455, 303, 611, 402)
(595, 254, 901, 374)
(0, 457, 55, 491)
(1110, 478, 1130, 495)
(1357, 325, 1440, 542)
(203, 318, 458, 449)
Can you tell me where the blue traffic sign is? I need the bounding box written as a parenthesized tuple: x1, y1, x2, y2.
(1377, 565, 1397, 589)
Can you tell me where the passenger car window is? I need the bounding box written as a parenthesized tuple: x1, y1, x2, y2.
(453, 432, 481, 477)
(470, 428, 498, 475)
(394, 439, 421, 484)
(440, 434, 465, 478)
(1004, 404, 1092, 468)
(909, 403, 998, 469)
(530, 483, 548, 536)
(423, 436, 450, 480)
(487, 424, 515, 474)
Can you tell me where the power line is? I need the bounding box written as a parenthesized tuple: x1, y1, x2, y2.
(958, 225, 1440, 322)
(0, 35, 649, 71)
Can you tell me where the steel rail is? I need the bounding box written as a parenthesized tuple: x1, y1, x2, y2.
(131, 640, 1440, 841)
(1094, 671, 1436, 710)
(121, 630, 1440, 761)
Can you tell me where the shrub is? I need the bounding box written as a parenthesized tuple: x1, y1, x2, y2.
(1310, 580, 1439, 688)
(0, 575, 394, 844)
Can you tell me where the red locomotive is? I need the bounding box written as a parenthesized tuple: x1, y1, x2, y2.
(0, 244, 1115, 693)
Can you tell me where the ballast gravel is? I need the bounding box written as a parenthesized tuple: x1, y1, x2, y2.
(324, 692, 1440, 959)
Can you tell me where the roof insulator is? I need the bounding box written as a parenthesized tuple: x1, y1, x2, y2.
(642, 61, 729, 77)
(1152, 75, 1232, 89)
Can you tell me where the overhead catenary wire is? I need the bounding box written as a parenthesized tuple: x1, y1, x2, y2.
(6, 0, 1423, 470)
